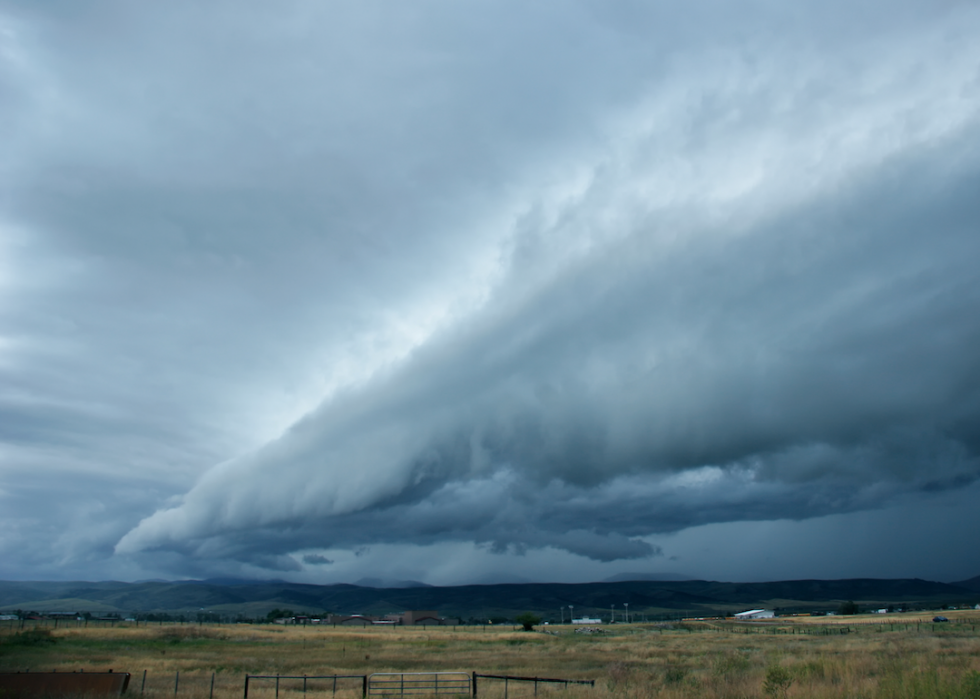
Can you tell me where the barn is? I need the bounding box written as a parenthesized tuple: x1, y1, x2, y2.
(734, 609, 775, 620)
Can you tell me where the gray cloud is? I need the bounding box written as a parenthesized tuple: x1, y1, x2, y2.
(2, 0, 979, 583)
(302, 554, 333, 566)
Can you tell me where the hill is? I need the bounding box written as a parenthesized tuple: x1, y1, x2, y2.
(952, 575, 980, 593)
(0, 577, 976, 621)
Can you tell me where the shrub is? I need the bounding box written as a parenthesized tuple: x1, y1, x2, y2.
(4, 628, 58, 646)
(763, 665, 793, 698)
(963, 671, 980, 699)
(515, 612, 541, 631)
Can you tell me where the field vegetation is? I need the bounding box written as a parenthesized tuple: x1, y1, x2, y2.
(2, 611, 980, 698)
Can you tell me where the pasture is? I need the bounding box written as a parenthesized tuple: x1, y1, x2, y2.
(2, 611, 980, 698)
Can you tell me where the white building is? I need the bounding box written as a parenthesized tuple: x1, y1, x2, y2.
(572, 617, 603, 624)
(734, 609, 775, 620)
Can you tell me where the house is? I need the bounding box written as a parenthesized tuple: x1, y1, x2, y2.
(734, 609, 775, 620)
(571, 617, 602, 625)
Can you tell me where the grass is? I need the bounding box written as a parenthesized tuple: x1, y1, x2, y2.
(1, 612, 979, 698)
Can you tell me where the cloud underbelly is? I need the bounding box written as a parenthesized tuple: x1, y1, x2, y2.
(116, 153, 980, 561)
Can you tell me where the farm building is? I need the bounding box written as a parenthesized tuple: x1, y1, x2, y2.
(386, 610, 459, 626)
(572, 617, 603, 624)
(328, 615, 373, 625)
(402, 610, 440, 625)
(734, 609, 775, 620)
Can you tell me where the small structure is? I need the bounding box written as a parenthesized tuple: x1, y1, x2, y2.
(412, 616, 439, 626)
(339, 615, 373, 626)
(389, 610, 458, 626)
(734, 609, 775, 620)
(571, 617, 603, 625)
(402, 610, 439, 625)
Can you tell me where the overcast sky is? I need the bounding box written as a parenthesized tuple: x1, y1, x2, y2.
(2, 0, 980, 586)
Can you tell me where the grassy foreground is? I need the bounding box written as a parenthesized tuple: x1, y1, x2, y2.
(2, 612, 980, 698)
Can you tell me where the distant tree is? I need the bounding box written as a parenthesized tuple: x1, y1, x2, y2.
(266, 608, 295, 621)
(838, 601, 859, 616)
(515, 612, 542, 632)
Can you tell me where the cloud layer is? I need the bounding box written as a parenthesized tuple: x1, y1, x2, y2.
(2, 0, 980, 583)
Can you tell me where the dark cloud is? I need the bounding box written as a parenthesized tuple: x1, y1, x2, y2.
(1, 0, 979, 583)
(119, 142, 980, 572)
(302, 554, 333, 566)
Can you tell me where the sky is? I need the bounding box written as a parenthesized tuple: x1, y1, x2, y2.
(2, 0, 980, 587)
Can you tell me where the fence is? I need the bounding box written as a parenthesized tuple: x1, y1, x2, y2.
(135, 670, 239, 699)
(244, 675, 367, 699)
(242, 673, 591, 699)
(367, 673, 471, 696)
(472, 674, 594, 698)
(2, 669, 592, 699)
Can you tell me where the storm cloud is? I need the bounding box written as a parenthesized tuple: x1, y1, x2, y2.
(3, 0, 980, 583)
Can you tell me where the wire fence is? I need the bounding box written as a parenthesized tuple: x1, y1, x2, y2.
(473, 673, 594, 698)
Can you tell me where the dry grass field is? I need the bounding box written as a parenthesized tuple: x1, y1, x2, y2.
(3, 612, 980, 698)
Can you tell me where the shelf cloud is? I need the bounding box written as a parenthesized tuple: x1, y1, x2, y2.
(2, 0, 980, 583)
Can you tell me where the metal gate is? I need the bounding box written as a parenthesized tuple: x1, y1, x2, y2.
(367, 672, 471, 696)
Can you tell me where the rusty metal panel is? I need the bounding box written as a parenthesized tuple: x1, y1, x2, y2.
(0, 671, 130, 697)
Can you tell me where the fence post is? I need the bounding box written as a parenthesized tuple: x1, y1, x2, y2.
(361, 675, 367, 698)
(210, 673, 215, 699)
(141, 670, 147, 696)
(472, 673, 477, 698)
(276, 675, 280, 699)
(175, 671, 179, 697)
(303, 675, 307, 694)
(244, 675, 250, 699)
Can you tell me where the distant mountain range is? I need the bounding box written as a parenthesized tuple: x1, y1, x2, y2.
(1, 577, 976, 620)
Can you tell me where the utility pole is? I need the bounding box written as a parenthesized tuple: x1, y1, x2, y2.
(560, 607, 564, 624)
(569, 605, 574, 623)
(624, 603, 629, 624)
(611, 604, 615, 624)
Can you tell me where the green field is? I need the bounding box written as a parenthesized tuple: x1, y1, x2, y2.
(3, 611, 980, 698)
